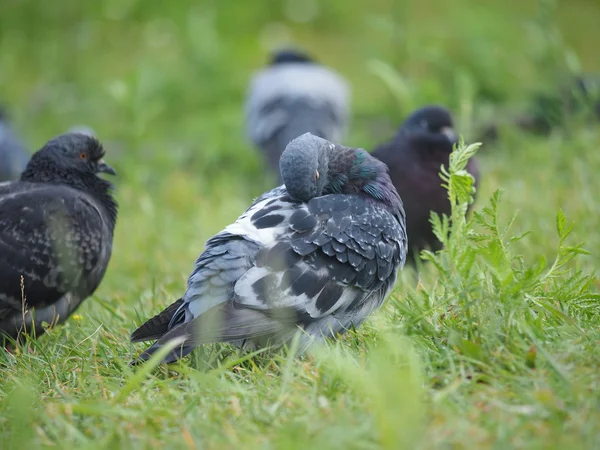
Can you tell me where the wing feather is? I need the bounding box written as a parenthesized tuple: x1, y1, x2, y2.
(0, 184, 112, 319)
(132, 188, 407, 363)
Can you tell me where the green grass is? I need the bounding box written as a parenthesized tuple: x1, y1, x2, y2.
(1, 0, 600, 448)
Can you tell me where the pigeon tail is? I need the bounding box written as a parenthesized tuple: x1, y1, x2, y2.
(130, 341, 196, 365)
(131, 302, 293, 365)
(130, 298, 184, 343)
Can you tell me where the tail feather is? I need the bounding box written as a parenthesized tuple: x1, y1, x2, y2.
(130, 302, 297, 365)
(131, 341, 195, 365)
(130, 298, 184, 343)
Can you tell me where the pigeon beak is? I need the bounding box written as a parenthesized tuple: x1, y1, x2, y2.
(440, 126, 458, 144)
(97, 159, 117, 175)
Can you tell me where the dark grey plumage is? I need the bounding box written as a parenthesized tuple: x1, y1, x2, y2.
(372, 106, 479, 261)
(131, 133, 406, 364)
(245, 48, 350, 182)
(0, 133, 118, 341)
(0, 106, 30, 181)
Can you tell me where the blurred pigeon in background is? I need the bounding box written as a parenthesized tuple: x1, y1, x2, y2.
(0, 133, 118, 342)
(372, 106, 479, 261)
(245, 48, 350, 182)
(131, 133, 406, 364)
(518, 75, 600, 133)
(0, 106, 30, 181)
(68, 125, 97, 137)
(480, 75, 600, 142)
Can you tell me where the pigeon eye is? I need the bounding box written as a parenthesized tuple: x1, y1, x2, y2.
(79, 152, 88, 160)
(315, 170, 320, 182)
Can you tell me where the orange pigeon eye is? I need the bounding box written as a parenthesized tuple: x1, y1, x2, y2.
(79, 152, 88, 160)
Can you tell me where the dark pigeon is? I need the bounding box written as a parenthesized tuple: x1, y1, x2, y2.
(0, 106, 30, 181)
(245, 48, 350, 182)
(0, 133, 118, 342)
(131, 133, 406, 364)
(371, 105, 479, 261)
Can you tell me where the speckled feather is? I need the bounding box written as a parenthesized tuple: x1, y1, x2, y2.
(0, 134, 117, 341)
(131, 141, 406, 364)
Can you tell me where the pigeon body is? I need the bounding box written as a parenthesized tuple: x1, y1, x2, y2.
(245, 48, 350, 181)
(0, 133, 117, 341)
(372, 106, 479, 260)
(132, 133, 406, 364)
(0, 107, 30, 181)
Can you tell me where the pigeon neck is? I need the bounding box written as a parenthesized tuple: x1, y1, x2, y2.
(325, 146, 404, 217)
(21, 162, 118, 228)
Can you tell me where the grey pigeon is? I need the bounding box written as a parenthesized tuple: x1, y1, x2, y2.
(371, 106, 479, 261)
(67, 125, 96, 137)
(0, 106, 30, 181)
(0, 133, 118, 341)
(245, 48, 350, 182)
(131, 133, 406, 364)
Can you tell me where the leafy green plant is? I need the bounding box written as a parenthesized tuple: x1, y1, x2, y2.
(391, 139, 599, 387)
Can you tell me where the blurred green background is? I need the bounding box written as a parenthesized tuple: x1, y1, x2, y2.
(1, 0, 600, 448)
(2, 0, 599, 151)
(2, 0, 599, 273)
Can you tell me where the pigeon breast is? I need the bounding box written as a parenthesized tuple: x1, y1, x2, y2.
(0, 181, 115, 339)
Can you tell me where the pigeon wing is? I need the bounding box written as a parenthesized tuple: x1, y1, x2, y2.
(233, 194, 407, 321)
(0, 185, 112, 320)
(130, 298, 185, 343)
(132, 191, 406, 364)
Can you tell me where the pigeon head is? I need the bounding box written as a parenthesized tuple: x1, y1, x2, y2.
(270, 48, 314, 66)
(280, 133, 330, 202)
(401, 105, 458, 146)
(281, 133, 403, 215)
(21, 133, 116, 187)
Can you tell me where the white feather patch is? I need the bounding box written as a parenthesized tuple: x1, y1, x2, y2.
(223, 196, 295, 247)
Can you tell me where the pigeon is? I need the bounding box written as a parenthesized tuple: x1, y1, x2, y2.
(67, 125, 96, 137)
(371, 105, 479, 261)
(0, 133, 118, 342)
(131, 133, 406, 364)
(479, 75, 600, 142)
(245, 48, 351, 182)
(0, 106, 30, 181)
(520, 75, 600, 133)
